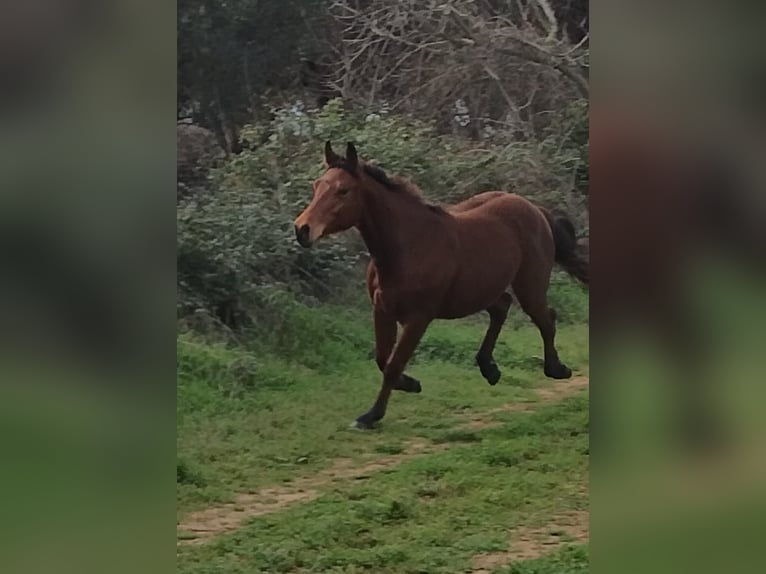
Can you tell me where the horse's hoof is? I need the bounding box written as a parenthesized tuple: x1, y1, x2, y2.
(351, 413, 378, 430)
(404, 380, 422, 393)
(545, 363, 572, 380)
(397, 374, 422, 393)
(480, 362, 502, 386)
(350, 420, 374, 430)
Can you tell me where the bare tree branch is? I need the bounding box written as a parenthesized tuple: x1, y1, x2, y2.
(323, 0, 589, 134)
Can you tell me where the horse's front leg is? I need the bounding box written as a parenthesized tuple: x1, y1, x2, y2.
(354, 317, 430, 429)
(374, 308, 422, 393)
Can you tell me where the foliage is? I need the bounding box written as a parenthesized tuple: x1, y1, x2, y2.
(541, 99, 590, 196)
(178, 0, 327, 147)
(177, 0, 589, 152)
(177, 122, 223, 199)
(177, 99, 588, 330)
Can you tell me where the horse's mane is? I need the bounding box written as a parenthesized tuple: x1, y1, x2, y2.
(328, 158, 445, 214)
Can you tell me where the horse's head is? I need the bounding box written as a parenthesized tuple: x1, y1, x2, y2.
(294, 141, 364, 248)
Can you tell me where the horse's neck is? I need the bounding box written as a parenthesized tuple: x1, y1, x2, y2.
(358, 187, 437, 275)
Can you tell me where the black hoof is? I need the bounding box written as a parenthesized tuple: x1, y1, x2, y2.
(479, 361, 502, 386)
(350, 418, 376, 430)
(352, 410, 381, 430)
(395, 374, 422, 393)
(544, 363, 572, 380)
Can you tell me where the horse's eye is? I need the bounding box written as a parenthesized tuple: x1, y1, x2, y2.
(337, 188, 350, 196)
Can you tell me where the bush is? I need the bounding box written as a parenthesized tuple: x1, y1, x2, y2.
(177, 99, 588, 331)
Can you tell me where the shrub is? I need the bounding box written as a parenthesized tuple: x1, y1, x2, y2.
(177, 99, 588, 331)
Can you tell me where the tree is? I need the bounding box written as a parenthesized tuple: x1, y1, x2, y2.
(177, 0, 327, 152)
(320, 0, 588, 138)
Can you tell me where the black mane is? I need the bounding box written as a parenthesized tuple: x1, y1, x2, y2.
(327, 159, 445, 214)
(362, 163, 403, 191)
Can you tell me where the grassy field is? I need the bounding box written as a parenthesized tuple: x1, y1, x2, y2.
(177, 282, 589, 573)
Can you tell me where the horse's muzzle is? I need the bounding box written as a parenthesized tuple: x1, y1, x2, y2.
(295, 224, 312, 248)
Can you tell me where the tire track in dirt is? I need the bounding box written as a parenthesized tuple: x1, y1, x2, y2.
(177, 375, 588, 546)
(470, 509, 589, 573)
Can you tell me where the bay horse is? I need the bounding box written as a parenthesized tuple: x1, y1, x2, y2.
(294, 142, 588, 429)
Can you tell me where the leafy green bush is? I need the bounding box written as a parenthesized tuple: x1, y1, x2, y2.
(176, 336, 259, 399)
(177, 99, 588, 331)
(176, 458, 206, 487)
(546, 272, 590, 324)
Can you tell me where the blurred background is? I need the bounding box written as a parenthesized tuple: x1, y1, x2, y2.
(0, 1, 175, 573)
(591, 1, 765, 573)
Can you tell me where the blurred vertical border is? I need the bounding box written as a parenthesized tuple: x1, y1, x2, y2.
(591, 1, 765, 572)
(0, 1, 175, 573)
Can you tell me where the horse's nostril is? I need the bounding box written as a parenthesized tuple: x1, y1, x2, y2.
(295, 224, 311, 247)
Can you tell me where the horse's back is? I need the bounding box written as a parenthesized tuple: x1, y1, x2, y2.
(446, 191, 506, 214)
(454, 192, 551, 240)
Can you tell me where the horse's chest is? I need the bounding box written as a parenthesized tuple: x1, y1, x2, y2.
(373, 285, 442, 320)
(372, 258, 453, 319)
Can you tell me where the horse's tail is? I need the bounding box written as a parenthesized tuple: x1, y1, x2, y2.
(540, 208, 589, 286)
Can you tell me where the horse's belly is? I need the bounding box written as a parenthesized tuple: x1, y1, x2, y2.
(436, 294, 506, 319)
(436, 271, 514, 319)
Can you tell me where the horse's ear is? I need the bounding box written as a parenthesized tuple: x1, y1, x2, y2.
(324, 140, 343, 166)
(346, 142, 358, 170)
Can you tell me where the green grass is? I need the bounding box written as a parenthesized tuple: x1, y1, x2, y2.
(500, 545, 589, 574)
(177, 293, 588, 573)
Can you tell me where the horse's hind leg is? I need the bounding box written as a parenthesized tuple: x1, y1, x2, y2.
(476, 292, 513, 385)
(512, 270, 572, 380)
(374, 308, 421, 393)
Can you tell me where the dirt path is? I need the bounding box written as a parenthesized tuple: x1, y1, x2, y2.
(177, 375, 588, 546)
(461, 375, 588, 430)
(177, 438, 445, 545)
(471, 509, 589, 573)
